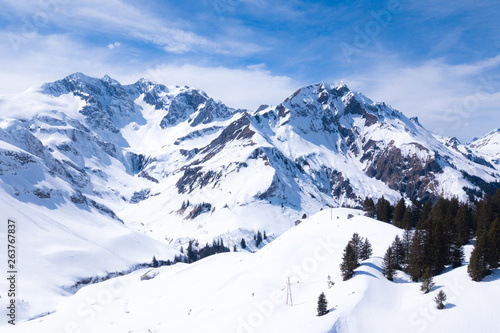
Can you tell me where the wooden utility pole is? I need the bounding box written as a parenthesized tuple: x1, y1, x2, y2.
(286, 277, 293, 306)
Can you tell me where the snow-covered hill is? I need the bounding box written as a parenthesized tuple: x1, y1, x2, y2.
(7, 209, 500, 333)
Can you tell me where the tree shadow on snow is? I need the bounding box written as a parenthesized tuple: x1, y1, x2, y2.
(355, 271, 377, 279)
(483, 269, 500, 283)
(359, 261, 383, 273)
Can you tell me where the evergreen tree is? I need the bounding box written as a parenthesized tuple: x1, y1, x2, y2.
(407, 199, 422, 228)
(419, 200, 432, 225)
(406, 229, 426, 281)
(363, 197, 376, 218)
(393, 198, 406, 228)
(430, 218, 448, 274)
(377, 197, 393, 223)
(340, 243, 357, 281)
(434, 290, 447, 310)
(454, 203, 473, 246)
(402, 229, 412, 263)
(256, 231, 263, 247)
(468, 233, 489, 281)
(317, 292, 328, 316)
(359, 238, 373, 261)
(152, 256, 159, 268)
(420, 268, 435, 294)
(382, 246, 396, 281)
(240, 238, 247, 249)
(391, 235, 406, 269)
(492, 188, 500, 218)
(348, 233, 363, 265)
(486, 218, 500, 269)
(449, 236, 464, 268)
(187, 240, 196, 263)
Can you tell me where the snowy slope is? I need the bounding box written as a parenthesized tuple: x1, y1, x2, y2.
(467, 128, 500, 171)
(7, 209, 500, 333)
(0, 186, 177, 322)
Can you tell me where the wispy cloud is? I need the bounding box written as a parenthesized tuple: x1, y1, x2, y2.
(1, 0, 257, 56)
(140, 64, 300, 111)
(345, 55, 500, 142)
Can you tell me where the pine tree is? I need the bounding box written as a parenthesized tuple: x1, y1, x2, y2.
(487, 218, 500, 269)
(377, 197, 393, 223)
(317, 292, 328, 316)
(393, 198, 406, 228)
(434, 290, 446, 310)
(402, 200, 421, 229)
(256, 231, 263, 247)
(402, 229, 413, 262)
(419, 201, 432, 225)
(240, 238, 247, 249)
(454, 203, 472, 246)
(407, 229, 425, 281)
(348, 233, 363, 265)
(420, 268, 435, 294)
(187, 240, 196, 263)
(152, 256, 159, 268)
(449, 237, 464, 268)
(391, 235, 406, 269)
(363, 197, 376, 218)
(359, 238, 373, 261)
(382, 246, 396, 281)
(340, 243, 357, 281)
(468, 233, 489, 281)
(430, 218, 448, 275)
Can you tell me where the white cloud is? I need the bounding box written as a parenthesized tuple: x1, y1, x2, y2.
(0, 29, 298, 112)
(137, 64, 300, 111)
(0, 0, 261, 56)
(0, 32, 113, 94)
(107, 42, 120, 50)
(343, 56, 500, 142)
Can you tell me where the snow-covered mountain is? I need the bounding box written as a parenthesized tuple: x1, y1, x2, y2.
(1, 73, 499, 246)
(0, 72, 499, 324)
(467, 128, 500, 170)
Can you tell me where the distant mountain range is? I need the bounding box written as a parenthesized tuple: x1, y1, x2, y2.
(1, 73, 499, 246)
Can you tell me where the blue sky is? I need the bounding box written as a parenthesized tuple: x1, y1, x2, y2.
(0, 0, 499, 141)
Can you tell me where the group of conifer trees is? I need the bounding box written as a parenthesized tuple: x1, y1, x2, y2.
(364, 189, 500, 282)
(340, 233, 373, 280)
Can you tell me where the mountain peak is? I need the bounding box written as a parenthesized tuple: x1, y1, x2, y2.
(101, 74, 120, 85)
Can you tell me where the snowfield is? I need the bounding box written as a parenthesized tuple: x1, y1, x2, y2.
(4, 208, 499, 333)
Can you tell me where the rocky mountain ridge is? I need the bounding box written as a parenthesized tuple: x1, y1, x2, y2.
(0, 73, 499, 246)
